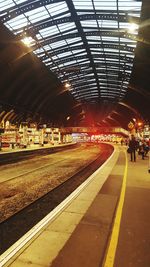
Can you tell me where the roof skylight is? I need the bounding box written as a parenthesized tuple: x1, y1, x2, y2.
(0, 0, 142, 102)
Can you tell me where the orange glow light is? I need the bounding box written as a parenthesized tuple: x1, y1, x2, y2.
(65, 83, 70, 88)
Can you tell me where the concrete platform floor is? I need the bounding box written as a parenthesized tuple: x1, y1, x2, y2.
(1, 146, 150, 267)
(114, 152, 150, 267)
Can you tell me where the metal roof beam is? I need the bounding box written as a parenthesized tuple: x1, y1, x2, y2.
(35, 31, 136, 49)
(12, 13, 139, 36)
(0, 0, 64, 22)
(75, 9, 140, 15)
(42, 43, 134, 59)
(48, 58, 129, 70)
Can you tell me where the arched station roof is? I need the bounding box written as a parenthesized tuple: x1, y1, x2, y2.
(0, 0, 149, 128)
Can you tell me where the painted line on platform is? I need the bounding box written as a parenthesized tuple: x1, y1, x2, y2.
(0, 146, 118, 267)
(103, 149, 128, 267)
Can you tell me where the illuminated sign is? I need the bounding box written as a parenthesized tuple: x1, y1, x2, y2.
(128, 122, 134, 129)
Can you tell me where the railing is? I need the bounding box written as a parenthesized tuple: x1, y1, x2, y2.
(60, 127, 129, 136)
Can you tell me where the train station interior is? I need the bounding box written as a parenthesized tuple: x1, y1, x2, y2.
(0, 0, 150, 267)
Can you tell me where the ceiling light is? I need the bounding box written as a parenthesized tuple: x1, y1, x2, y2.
(128, 23, 139, 34)
(21, 37, 35, 47)
(66, 116, 70, 120)
(65, 82, 70, 88)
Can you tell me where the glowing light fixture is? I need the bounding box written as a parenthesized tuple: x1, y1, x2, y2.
(21, 36, 35, 47)
(128, 23, 139, 34)
(65, 82, 70, 88)
(66, 116, 70, 120)
(137, 121, 142, 127)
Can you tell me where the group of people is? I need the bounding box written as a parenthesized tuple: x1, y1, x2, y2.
(128, 135, 149, 162)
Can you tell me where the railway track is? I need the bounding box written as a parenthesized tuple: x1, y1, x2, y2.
(0, 158, 68, 185)
(0, 143, 102, 221)
(0, 143, 78, 166)
(0, 144, 113, 255)
(0, 144, 83, 184)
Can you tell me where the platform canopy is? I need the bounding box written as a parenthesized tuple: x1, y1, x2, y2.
(0, 0, 149, 128)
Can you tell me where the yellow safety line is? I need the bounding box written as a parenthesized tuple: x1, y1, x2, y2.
(103, 150, 128, 267)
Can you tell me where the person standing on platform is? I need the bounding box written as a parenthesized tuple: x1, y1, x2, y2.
(129, 135, 137, 162)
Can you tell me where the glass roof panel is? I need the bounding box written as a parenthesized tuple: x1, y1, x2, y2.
(5, 14, 28, 30)
(0, 0, 15, 12)
(0, 0, 142, 102)
(46, 2, 69, 16)
(15, 0, 26, 3)
(73, 0, 93, 9)
(58, 22, 76, 32)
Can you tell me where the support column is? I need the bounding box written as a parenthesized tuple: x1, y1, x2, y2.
(58, 131, 61, 143)
(41, 129, 44, 146)
(51, 130, 54, 144)
(22, 126, 27, 147)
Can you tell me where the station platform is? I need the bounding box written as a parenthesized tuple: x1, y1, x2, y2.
(0, 142, 73, 154)
(0, 142, 77, 165)
(0, 145, 150, 267)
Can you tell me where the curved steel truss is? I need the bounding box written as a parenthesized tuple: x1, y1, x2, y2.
(0, 0, 142, 105)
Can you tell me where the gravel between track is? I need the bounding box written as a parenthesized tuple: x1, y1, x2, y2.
(0, 143, 101, 222)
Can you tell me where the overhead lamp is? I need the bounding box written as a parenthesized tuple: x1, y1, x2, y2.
(137, 121, 143, 127)
(21, 36, 35, 47)
(65, 82, 70, 88)
(128, 23, 139, 34)
(66, 116, 70, 121)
